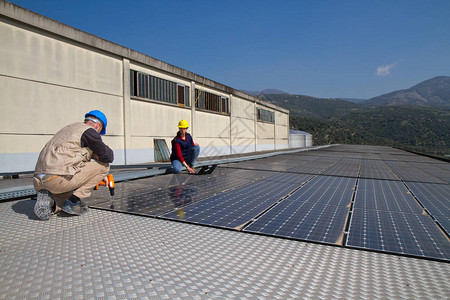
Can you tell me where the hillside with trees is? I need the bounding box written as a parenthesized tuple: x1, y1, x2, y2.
(259, 94, 362, 120)
(259, 88, 450, 158)
(362, 76, 450, 109)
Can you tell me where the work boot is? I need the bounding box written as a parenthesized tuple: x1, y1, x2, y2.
(61, 199, 88, 216)
(34, 190, 54, 220)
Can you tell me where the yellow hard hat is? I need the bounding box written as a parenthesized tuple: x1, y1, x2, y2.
(178, 119, 189, 128)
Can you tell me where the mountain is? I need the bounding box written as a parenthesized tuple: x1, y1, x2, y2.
(259, 90, 449, 157)
(362, 76, 450, 109)
(241, 90, 260, 96)
(259, 93, 362, 120)
(260, 89, 288, 95)
(290, 106, 450, 156)
(241, 89, 288, 96)
(338, 98, 367, 104)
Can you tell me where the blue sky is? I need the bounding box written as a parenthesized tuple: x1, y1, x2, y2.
(7, 0, 450, 99)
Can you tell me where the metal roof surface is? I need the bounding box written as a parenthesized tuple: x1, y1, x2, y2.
(0, 144, 449, 299)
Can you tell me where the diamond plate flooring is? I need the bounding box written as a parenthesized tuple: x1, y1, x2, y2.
(1, 199, 449, 299)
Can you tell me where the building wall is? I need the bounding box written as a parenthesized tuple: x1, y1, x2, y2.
(0, 1, 290, 173)
(195, 110, 231, 157)
(256, 122, 275, 150)
(230, 96, 256, 154)
(0, 10, 125, 170)
(275, 111, 289, 150)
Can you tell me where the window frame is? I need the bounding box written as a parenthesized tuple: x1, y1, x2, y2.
(130, 70, 190, 107)
(195, 89, 229, 115)
(256, 107, 275, 123)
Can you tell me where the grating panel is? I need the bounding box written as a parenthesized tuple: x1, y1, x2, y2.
(153, 138, 171, 162)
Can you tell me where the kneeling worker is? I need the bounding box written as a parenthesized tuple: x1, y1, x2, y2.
(170, 120, 200, 174)
(33, 110, 114, 219)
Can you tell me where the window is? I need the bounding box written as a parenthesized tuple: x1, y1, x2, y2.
(257, 107, 274, 123)
(177, 84, 190, 106)
(221, 97, 228, 113)
(130, 70, 189, 106)
(195, 89, 229, 114)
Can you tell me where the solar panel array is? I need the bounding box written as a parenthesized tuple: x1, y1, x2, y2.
(244, 175, 354, 244)
(88, 145, 450, 261)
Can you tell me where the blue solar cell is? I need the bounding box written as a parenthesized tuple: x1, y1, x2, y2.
(245, 201, 314, 235)
(406, 182, 450, 235)
(434, 216, 450, 235)
(406, 182, 450, 217)
(354, 179, 423, 213)
(360, 159, 398, 180)
(161, 179, 300, 228)
(259, 172, 313, 185)
(347, 209, 450, 260)
(321, 157, 360, 177)
(89, 169, 261, 215)
(386, 161, 446, 183)
(244, 175, 355, 244)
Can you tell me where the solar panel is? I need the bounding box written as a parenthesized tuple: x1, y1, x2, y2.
(161, 176, 301, 228)
(409, 162, 450, 183)
(386, 161, 446, 184)
(259, 172, 314, 184)
(406, 182, 450, 235)
(406, 182, 450, 216)
(360, 159, 399, 180)
(286, 156, 339, 174)
(223, 154, 337, 175)
(354, 179, 423, 214)
(244, 199, 349, 244)
(321, 157, 361, 177)
(347, 209, 450, 260)
(88, 168, 261, 215)
(244, 175, 355, 244)
(85, 144, 449, 261)
(434, 216, 450, 236)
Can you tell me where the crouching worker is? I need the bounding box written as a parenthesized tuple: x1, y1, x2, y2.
(33, 110, 114, 219)
(170, 120, 200, 174)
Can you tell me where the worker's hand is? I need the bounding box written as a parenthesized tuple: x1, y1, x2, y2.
(101, 175, 109, 186)
(186, 166, 196, 174)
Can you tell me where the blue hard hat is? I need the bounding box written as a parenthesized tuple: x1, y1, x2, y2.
(85, 110, 107, 135)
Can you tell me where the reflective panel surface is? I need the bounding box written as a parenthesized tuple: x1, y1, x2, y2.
(87, 145, 450, 261)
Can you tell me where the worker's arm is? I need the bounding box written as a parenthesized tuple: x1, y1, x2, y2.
(81, 128, 114, 163)
(173, 142, 185, 163)
(173, 142, 195, 173)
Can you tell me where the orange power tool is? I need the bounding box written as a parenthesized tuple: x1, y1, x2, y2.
(95, 174, 115, 197)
